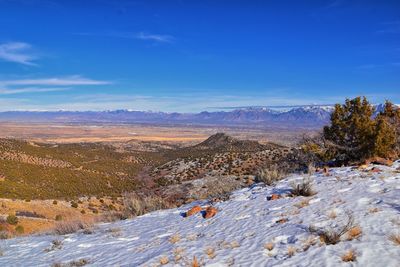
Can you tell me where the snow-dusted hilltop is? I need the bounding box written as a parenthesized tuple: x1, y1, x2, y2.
(1, 161, 400, 266)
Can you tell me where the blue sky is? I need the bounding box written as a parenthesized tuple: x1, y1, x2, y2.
(0, 0, 399, 112)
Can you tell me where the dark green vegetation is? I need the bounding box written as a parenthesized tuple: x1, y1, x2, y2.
(303, 97, 400, 164)
(0, 131, 302, 202)
(0, 133, 290, 200)
(0, 139, 164, 199)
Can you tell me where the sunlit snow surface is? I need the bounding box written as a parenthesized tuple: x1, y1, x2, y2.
(1, 161, 400, 266)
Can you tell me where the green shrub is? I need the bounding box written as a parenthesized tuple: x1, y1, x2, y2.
(70, 201, 78, 208)
(373, 115, 396, 157)
(55, 215, 63, 221)
(0, 231, 10, 239)
(53, 200, 58, 205)
(15, 225, 24, 234)
(6, 215, 18, 225)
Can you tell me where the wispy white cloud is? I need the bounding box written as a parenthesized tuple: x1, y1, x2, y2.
(0, 42, 38, 66)
(74, 31, 175, 43)
(0, 76, 111, 95)
(1, 75, 112, 86)
(135, 32, 174, 43)
(0, 87, 69, 95)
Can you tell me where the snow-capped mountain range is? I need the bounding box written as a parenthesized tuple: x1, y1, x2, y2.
(0, 104, 397, 129)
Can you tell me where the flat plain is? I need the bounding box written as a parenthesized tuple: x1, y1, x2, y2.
(0, 122, 314, 146)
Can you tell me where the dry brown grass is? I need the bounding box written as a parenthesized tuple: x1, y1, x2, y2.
(341, 249, 356, 262)
(294, 198, 310, 208)
(256, 164, 286, 185)
(51, 258, 90, 267)
(264, 242, 274, 251)
(169, 233, 181, 244)
(159, 255, 169, 265)
(193, 176, 243, 201)
(290, 178, 315, 197)
(173, 247, 185, 263)
(191, 256, 200, 267)
(309, 212, 356, 245)
(302, 236, 317, 251)
(122, 192, 172, 217)
(0, 198, 102, 235)
(53, 219, 93, 235)
(230, 240, 240, 248)
(389, 233, 400, 245)
(347, 226, 362, 240)
(287, 246, 296, 257)
(204, 247, 216, 259)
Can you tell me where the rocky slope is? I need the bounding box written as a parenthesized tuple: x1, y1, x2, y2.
(2, 161, 399, 266)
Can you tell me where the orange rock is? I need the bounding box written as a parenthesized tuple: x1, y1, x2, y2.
(276, 218, 288, 224)
(270, 194, 281, 200)
(186, 205, 202, 217)
(203, 206, 218, 219)
(366, 157, 393, 166)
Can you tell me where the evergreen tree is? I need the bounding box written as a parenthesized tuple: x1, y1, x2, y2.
(323, 96, 375, 161)
(373, 115, 396, 157)
(377, 100, 400, 156)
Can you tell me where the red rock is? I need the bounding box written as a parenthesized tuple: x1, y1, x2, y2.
(370, 167, 382, 173)
(269, 194, 281, 201)
(203, 206, 218, 219)
(186, 205, 202, 217)
(276, 218, 288, 224)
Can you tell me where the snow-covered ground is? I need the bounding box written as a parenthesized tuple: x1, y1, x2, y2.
(1, 162, 400, 266)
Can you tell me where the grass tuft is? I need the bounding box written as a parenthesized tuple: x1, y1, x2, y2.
(389, 233, 400, 245)
(341, 249, 356, 262)
(290, 178, 315, 197)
